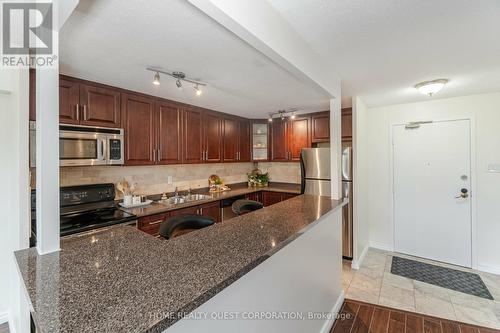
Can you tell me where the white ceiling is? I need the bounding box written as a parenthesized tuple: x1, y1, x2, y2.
(269, 0, 500, 107)
(59, 0, 330, 118)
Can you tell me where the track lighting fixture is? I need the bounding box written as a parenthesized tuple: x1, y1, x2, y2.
(153, 72, 160, 86)
(146, 67, 207, 96)
(268, 109, 299, 122)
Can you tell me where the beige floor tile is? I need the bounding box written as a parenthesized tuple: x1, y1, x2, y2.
(378, 297, 416, 312)
(379, 283, 415, 310)
(413, 280, 450, 301)
(453, 303, 500, 329)
(382, 272, 414, 291)
(346, 285, 380, 304)
(414, 291, 456, 321)
(350, 270, 382, 292)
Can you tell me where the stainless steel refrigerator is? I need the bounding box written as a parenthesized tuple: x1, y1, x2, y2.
(300, 146, 353, 259)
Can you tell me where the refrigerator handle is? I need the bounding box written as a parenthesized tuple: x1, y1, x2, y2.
(300, 150, 306, 194)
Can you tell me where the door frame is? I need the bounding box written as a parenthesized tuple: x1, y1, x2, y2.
(389, 116, 477, 269)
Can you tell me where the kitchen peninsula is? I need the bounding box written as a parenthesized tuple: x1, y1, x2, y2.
(16, 195, 345, 333)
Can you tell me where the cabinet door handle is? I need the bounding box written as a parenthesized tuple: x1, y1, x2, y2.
(204, 150, 208, 161)
(83, 105, 88, 120)
(201, 150, 204, 161)
(200, 208, 203, 214)
(75, 104, 80, 121)
(157, 149, 161, 162)
(147, 219, 163, 226)
(153, 149, 156, 162)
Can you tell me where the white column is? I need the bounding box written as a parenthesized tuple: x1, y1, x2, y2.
(330, 98, 342, 200)
(35, 55, 60, 255)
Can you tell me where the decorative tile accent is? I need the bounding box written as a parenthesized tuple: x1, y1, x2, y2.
(391, 256, 494, 300)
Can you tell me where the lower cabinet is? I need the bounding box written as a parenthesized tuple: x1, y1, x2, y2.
(198, 201, 221, 223)
(262, 191, 298, 207)
(138, 213, 169, 237)
(245, 192, 263, 203)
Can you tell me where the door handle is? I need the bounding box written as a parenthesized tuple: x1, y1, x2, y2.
(83, 105, 88, 120)
(153, 149, 156, 162)
(455, 188, 469, 199)
(75, 104, 80, 121)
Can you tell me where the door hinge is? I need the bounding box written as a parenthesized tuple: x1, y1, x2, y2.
(405, 121, 433, 129)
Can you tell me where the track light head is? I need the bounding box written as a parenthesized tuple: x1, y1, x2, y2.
(268, 116, 273, 122)
(153, 72, 160, 86)
(194, 84, 202, 96)
(290, 113, 296, 120)
(176, 79, 182, 89)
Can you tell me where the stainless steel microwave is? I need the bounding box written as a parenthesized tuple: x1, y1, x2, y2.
(29, 121, 124, 167)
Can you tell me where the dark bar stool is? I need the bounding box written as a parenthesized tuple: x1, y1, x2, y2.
(231, 199, 264, 216)
(159, 215, 215, 239)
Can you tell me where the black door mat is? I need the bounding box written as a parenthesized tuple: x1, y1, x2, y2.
(391, 256, 493, 300)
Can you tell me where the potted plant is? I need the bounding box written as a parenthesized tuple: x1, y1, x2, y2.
(247, 169, 270, 187)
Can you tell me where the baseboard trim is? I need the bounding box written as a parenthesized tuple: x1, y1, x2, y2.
(369, 241, 394, 253)
(0, 311, 9, 324)
(351, 245, 369, 270)
(319, 290, 345, 333)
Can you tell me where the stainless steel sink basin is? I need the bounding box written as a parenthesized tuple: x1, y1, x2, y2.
(157, 194, 212, 206)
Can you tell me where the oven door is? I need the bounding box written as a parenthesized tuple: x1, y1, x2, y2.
(59, 131, 107, 166)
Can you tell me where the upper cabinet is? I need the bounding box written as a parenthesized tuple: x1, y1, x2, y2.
(311, 111, 330, 143)
(79, 84, 121, 128)
(156, 101, 182, 165)
(223, 118, 251, 162)
(59, 77, 122, 128)
(203, 111, 223, 163)
(270, 116, 311, 162)
(252, 122, 269, 161)
(122, 93, 156, 166)
(238, 120, 251, 162)
(341, 108, 352, 141)
(183, 107, 204, 164)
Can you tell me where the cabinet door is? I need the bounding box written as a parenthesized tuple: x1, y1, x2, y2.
(311, 112, 330, 143)
(79, 84, 121, 128)
(138, 213, 168, 237)
(238, 120, 251, 162)
(59, 79, 80, 124)
(222, 117, 238, 162)
(29, 69, 36, 121)
(183, 107, 203, 164)
(288, 117, 310, 161)
(122, 93, 156, 165)
(245, 192, 262, 203)
(270, 120, 288, 161)
(341, 108, 353, 140)
(203, 112, 222, 163)
(199, 201, 221, 223)
(157, 101, 182, 164)
(262, 191, 283, 206)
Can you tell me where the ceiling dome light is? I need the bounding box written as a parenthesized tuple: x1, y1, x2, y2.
(194, 84, 202, 96)
(176, 79, 182, 89)
(415, 79, 448, 96)
(153, 72, 160, 86)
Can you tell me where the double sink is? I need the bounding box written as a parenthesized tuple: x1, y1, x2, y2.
(157, 193, 213, 206)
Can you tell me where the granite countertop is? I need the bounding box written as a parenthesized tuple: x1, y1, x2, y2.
(15, 194, 344, 333)
(121, 182, 302, 218)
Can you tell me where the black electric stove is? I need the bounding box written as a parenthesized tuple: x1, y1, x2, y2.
(31, 183, 137, 245)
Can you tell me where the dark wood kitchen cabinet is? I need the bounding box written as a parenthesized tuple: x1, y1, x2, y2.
(245, 192, 263, 203)
(238, 120, 251, 162)
(138, 213, 169, 237)
(311, 111, 330, 143)
(203, 112, 223, 163)
(79, 83, 121, 128)
(59, 78, 80, 124)
(223, 118, 251, 162)
(156, 100, 182, 164)
(262, 191, 298, 206)
(223, 117, 238, 162)
(122, 93, 156, 165)
(270, 120, 289, 161)
(183, 107, 204, 164)
(198, 201, 221, 222)
(342, 107, 353, 141)
(270, 116, 311, 162)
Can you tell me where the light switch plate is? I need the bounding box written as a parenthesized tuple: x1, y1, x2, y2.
(167, 176, 173, 184)
(487, 164, 500, 173)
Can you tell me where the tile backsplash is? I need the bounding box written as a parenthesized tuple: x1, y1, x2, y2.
(52, 162, 301, 198)
(60, 163, 254, 198)
(257, 162, 301, 184)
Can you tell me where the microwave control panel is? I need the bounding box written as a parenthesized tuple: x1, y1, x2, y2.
(109, 139, 122, 160)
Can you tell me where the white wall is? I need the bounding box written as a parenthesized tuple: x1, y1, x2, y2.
(352, 97, 370, 267)
(359, 92, 500, 273)
(0, 68, 31, 331)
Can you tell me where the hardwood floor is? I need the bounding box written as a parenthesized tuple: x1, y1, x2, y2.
(331, 300, 500, 333)
(0, 322, 9, 333)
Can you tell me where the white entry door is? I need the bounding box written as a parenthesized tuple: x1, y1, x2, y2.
(393, 120, 472, 267)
